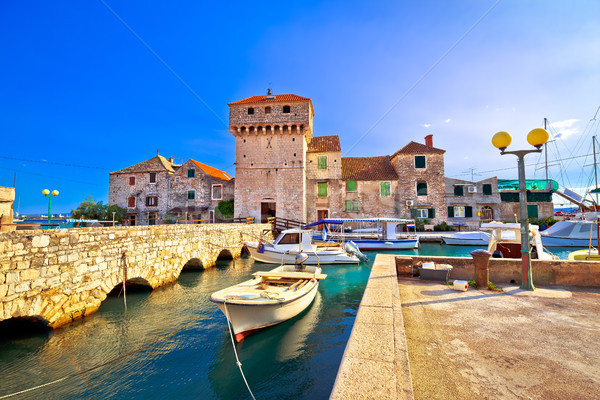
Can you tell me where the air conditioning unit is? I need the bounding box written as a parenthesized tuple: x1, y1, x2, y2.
(406, 200, 414, 206)
(467, 185, 477, 193)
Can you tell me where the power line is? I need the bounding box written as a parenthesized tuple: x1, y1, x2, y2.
(0, 156, 110, 170)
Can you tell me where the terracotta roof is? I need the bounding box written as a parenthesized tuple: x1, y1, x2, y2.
(391, 141, 446, 158)
(191, 160, 233, 181)
(110, 155, 177, 175)
(307, 136, 341, 153)
(342, 156, 398, 181)
(228, 94, 310, 105)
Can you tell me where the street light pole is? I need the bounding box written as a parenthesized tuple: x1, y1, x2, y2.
(42, 189, 59, 226)
(492, 129, 548, 291)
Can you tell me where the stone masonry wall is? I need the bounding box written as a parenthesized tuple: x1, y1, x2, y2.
(0, 223, 268, 328)
(109, 171, 171, 223)
(0, 186, 15, 232)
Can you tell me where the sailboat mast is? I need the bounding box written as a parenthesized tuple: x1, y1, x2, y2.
(544, 118, 549, 183)
(593, 136, 598, 207)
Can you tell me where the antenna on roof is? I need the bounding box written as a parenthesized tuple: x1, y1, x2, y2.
(267, 88, 272, 95)
(157, 148, 159, 156)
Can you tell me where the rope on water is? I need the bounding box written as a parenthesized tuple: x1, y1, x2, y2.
(223, 300, 257, 400)
(0, 310, 212, 399)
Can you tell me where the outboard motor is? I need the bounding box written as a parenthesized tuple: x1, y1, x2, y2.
(344, 241, 369, 262)
(295, 252, 308, 271)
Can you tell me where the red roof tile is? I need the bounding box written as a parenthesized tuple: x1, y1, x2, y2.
(228, 94, 311, 105)
(392, 141, 446, 158)
(342, 156, 398, 181)
(307, 136, 341, 153)
(191, 160, 233, 181)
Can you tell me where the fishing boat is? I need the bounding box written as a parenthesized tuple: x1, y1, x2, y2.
(242, 228, 365, 264)
(302, 218, 419, 250)
(540, 213, 600, 247)
(482, 222, 557, 260)
(441, 231, 490, 246)
(567, 216, 600, 260)
(210, 257, 326, 342)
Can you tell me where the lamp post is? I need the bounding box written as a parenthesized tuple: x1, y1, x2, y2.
(42, 189, 59, 225)
(492, 128, 549, 291)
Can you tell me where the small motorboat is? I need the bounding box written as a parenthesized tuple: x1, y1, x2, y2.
(482, 222, 558, 260)
(441, 231, 490, 246)
(210, 254, 326, 342)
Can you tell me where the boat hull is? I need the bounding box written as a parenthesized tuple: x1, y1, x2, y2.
(212, 280, 319, 342)
(349, 238, 419, 250)
(245, 242, 359, 264)
(541, 236, 595, 247)
(567, 249, 600, 261)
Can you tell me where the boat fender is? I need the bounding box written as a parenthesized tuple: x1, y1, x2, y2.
(492, 250, 503, 258)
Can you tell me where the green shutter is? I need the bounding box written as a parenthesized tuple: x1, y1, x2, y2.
(448, 206, 454, 218)
(318, 182, 327, 197)
(428, 208, 435, 219)
(410, 208, 417, 218)
(454, 186, 463, 196)
(483, 184, 492, 195)
(187, 190, 195, 200)
(345, 200, 351, 211)
(380, 182, 391, 196)
(187, 169, 195, 178)
(417, 182, 427, 196)
(465, 206, 473, 218)
(353, 200, 359, 211)
(415, 155, 426, 168)
(346, 180, 356, 191)
(318, 156, 327, 170)
(527, 204, 539, 218)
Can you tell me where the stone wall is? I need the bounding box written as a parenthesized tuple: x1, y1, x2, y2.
(0, 223, 269, 328)
(396, 255, 600, 287)
(0, 187, 15, 232)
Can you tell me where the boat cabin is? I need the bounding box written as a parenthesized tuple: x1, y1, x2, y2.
(273, 229, 314, 252)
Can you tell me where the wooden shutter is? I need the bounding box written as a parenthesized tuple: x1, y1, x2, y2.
(465, 206, 473, 218)
(346, 180, 356, 191)
(483, 184, 492, 195)
(414, 155, 426, 168)
(410, 208, 417, 218)
(128, 196, 135, 207)
(447, 206, 454, 218)
(454, 186, 464, 196)
(129, 177, 135, 186)
(428, 208, 435, 218)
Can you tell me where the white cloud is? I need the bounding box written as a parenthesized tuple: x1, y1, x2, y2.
(423, 123, 431, 128)
(549, 119, 580, 139)
(445, 118, 451, 123)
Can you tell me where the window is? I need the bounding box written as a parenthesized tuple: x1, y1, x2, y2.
(380, 181, 391, 196)
(248, 107, 254, 115)
(187, 169, 195, 178)
(416, 182, 428, 196)
(212, 184, 222, 200)
(527, 204, 539, 218)
(346, 180, 357, 192)
(414, 155, 426, 169)
(317, 156, 327, 170)
(454, 186, 464, 196)
(483, 184, 492, 195)
(345, 200, 359, 212)
(265, 106, 271, 114)
(283, 105, 291, 113)
(448, 206, 472, 218)
(149, 172, 156, 183)
(278, 233, 300, 244)
(317, 182, 327, 197)
(128, 176, 135, 186)
(454, 206, 465, 218)
(146, 196, 158, 207)
(127, 196, 136, 208)
(187, 190, 196, 200)
(416, 209, 428, 219)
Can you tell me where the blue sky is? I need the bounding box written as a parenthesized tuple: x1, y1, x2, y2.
(1, 0, 599, 214)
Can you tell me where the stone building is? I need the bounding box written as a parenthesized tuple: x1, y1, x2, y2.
(445, 177, 502, 229)
(109, 153, 233, 224)
(229, 92, 447, 224)
(0, 186, 15, 232)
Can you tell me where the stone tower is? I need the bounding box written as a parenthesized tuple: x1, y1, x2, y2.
(228, 92, 314, 222)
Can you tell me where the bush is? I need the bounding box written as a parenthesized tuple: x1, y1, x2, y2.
(434, 221, 455, 231)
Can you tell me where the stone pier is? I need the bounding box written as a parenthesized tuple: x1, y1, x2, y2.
(0, 223, 268, 328)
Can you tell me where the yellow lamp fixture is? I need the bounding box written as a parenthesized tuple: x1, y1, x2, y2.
(42, 189, 50, 196)
(52, 190, 59, 196)
(492, 131, 512, 151)
(527, 128, 549, 149)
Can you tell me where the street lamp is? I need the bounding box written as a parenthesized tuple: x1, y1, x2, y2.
(492, 128, 549, 291)
(42, 189, 59, 225)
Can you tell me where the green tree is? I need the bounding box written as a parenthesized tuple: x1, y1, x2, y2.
(217, 199, 234, 216)
(71, 196, 126, 222)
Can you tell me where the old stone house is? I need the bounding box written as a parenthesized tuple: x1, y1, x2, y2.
(445, 177, 502, 229)
(109, 153, 233, 225)
(229, 92, 447, 224)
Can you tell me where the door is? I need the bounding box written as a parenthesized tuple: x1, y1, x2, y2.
(261, 202, 276, 223)
(148, 213, 157, 225)
(481, 206, 493, 223)
(317, 210, 328, 230)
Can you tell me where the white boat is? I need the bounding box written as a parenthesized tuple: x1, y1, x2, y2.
(482, 222, 557, 260)
(441, 231, 490, 246)
(210, 263, 326, 342)
(540, 214, 600, 247)
(303, 218, 419, 250)
(243, 228, 363, 264)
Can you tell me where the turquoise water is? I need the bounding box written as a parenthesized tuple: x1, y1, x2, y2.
(0, 243, 575, 399)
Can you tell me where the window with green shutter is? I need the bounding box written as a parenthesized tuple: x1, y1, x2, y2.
(483, 184, 492, 195)
(527, 204, 539, 218)
(353, 201, 359, 211)
(318, 156, 327, 170)
(187, 190, 195, 200)
(414, 155, 426, 169)
(417, 182, 428, 196)
(380, 181, 391, 196)
(465, 206, 473, 218)
(428, 208, 435, 219)
(447, 206, 454, 218)
(345, 200, 351, 211)
(187, 169, 195, 178)
(346, 180, 356, 192)
(318, 182, 327, 197)
(454, 186, 464, 196)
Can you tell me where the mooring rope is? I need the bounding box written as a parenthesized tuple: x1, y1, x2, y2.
(0, 310, 212, 399)
(223, 300, 257, 400)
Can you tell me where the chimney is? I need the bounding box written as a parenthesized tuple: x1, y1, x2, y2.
(425, 134, 433, 147)
(169, 156, 174, 163)
(156, 148, 160, 156)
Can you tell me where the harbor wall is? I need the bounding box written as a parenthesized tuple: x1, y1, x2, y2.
(0, 223, 269, 328)
(396, 255, 600, 287)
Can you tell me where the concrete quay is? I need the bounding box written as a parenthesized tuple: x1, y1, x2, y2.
(331, 254, 600, 399)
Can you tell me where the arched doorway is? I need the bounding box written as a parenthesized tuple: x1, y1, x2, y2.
(481, 206, 493, 223)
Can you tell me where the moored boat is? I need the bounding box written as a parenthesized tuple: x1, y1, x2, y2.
(210, 261, 326, 342)
(482, 222, 557, 260)
(441, 231, 490, 246)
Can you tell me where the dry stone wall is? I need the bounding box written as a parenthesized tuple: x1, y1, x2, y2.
(0, 223, 268, 328)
